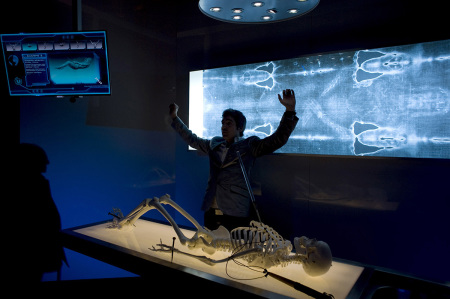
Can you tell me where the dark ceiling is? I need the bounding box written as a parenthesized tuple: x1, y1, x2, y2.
(79, 0, 448, 68)
(78, 0, 448, 42)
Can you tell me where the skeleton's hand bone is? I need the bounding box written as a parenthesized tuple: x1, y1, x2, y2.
(150, 243, 174, 252)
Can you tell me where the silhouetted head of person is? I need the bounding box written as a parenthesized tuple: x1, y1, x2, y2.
(19, 143, 49, 174)
(222, 108, 246, 138)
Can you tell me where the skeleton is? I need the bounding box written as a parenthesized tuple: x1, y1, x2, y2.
(108, 194, 332, 277)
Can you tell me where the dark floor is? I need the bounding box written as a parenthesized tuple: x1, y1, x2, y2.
(37, 276, 265, 298)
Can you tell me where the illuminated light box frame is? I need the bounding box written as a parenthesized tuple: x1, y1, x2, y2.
(66, 219, 364, 298)
(1, 31, 110, 96)
(189, 39, 450, 159)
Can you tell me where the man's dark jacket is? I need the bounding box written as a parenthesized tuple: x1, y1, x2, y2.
(171, 111, 298, 217)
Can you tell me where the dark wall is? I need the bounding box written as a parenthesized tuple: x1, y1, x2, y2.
(82, 0, 177, 131)
(2, 0, 73, 145)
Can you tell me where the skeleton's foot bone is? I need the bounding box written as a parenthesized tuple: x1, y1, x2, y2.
(107, 209, 124, 228)
(106, 208, 135, 231)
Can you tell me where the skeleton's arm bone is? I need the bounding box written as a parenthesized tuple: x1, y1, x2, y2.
(151, 244, 219, 266)
(151, 243, 262, 266)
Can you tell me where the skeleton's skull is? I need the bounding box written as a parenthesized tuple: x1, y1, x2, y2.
(294, 236, 332, 277)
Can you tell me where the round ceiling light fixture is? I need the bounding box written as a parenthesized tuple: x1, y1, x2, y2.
(199, 0, 320, 24)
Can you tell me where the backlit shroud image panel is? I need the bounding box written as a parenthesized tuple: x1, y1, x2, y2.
(189, 39, 450, 159)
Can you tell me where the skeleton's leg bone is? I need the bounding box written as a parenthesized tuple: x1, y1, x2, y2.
(144, 196, 197, 246)
(144, 195, 216, 250)
(111, 195, 195, 245)
(157, 194, 203, 232)
(111, 194, 222, 253)
(156, 195, 232, 253)
(117, 198, 157, 229)
(114, 194, 203, 231)
(154, 195, 213, 242)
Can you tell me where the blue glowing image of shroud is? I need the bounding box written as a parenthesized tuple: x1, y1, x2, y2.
(190, 39, 450, 159)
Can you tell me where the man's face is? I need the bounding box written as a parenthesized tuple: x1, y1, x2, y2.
(221, 116, 242, 142)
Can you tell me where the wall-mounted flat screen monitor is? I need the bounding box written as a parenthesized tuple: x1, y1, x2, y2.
(189, 39, 450, 159)
(1, 31, 110, 96)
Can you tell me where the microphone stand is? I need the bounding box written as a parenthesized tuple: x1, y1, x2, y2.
(236, 151, 262, 224)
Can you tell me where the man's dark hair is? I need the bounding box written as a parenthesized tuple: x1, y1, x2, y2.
(222, 108, 246, 137)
